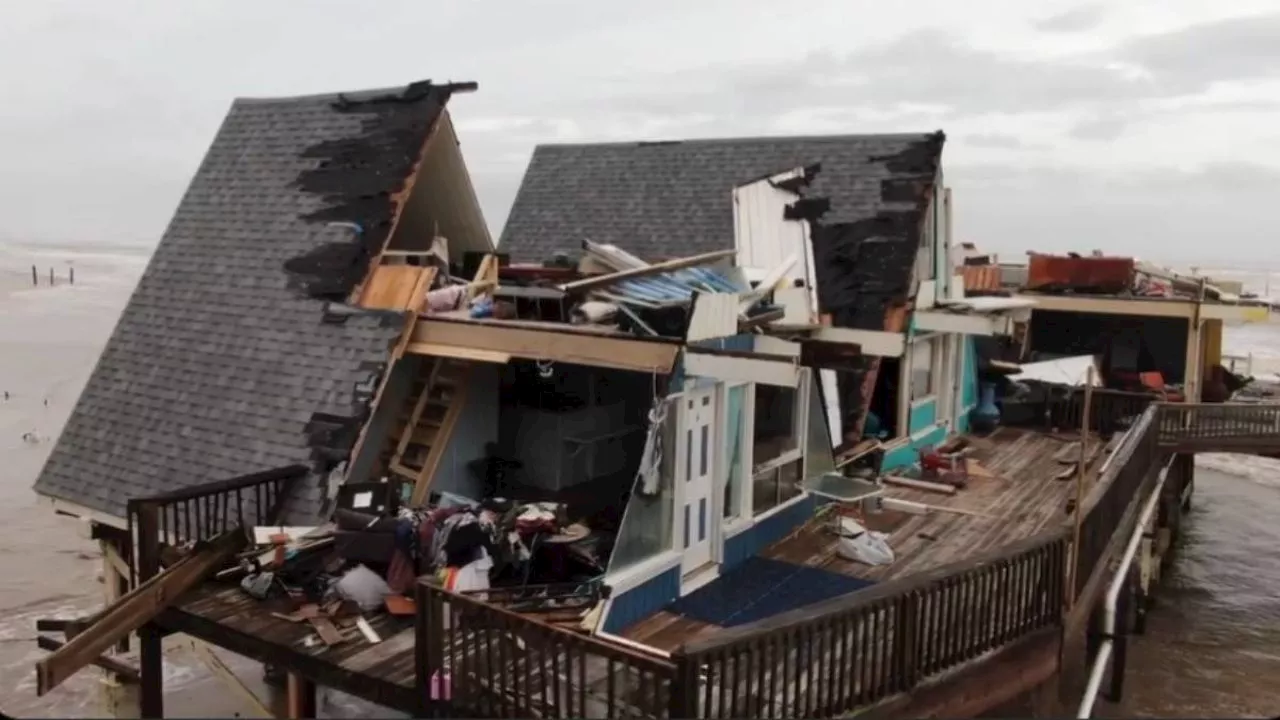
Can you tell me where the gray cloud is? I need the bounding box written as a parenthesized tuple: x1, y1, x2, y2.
(958, 133, 1033, 150)
(1034, 4, 1107, 33)
(1068, 113, 1130, 141)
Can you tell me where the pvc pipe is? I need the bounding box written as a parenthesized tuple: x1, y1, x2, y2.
(1076, 456, 1173, 719)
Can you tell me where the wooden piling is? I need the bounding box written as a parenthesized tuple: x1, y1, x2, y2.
(286, 673, 317, 719)
(31, 265, 37, 286)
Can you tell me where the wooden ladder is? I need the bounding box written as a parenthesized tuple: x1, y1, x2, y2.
(387, 356, 473, 505)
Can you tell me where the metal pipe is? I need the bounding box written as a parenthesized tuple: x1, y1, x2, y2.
(1076, 455, 1173, 719)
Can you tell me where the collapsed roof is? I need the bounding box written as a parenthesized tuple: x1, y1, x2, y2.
(33, 80, 477, 522)
(499, 132, 947, 441)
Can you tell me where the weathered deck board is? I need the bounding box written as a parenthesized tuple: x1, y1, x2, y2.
(160, 582, 418, 711)
(771, 427, 1106, 585)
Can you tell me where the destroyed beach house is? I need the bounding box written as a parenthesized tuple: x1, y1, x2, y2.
(31, 77, 1270, 720)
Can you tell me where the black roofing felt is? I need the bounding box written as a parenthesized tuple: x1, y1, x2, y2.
(499, 131, 946, 442)
(33, 80, 469, 522)
(497, 133, 944, 264)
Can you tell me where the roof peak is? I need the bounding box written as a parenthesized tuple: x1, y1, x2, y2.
(535, 130, 944, 151)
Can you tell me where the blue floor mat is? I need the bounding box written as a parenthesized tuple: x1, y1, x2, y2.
(667, 556, 874, 628)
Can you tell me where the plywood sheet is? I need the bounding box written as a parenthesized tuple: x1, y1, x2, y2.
(360, 265, 426, 310)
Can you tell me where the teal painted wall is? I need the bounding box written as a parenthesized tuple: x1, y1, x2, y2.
(908, 398, 936, 432)
(881, 424, 948, 471)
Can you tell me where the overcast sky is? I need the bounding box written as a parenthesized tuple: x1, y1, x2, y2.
(4, 0, 1280, 268)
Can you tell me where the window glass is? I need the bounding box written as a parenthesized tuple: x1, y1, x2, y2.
(752, 459, 802, 516)
(752, 384, 798, 467)
(911, 338, 936, 402)
(804, 372, 836, 480)
(607, 398, 676, 572)
(723, 385, 746, 520)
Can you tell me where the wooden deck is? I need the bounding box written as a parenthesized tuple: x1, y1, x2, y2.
(624, 427, 1112, 652)
(773, 427, 1112, 583)
(158, 582, 419, 712)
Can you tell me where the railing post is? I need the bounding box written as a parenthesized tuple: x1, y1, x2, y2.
(669, 649, 699, 719)
(415, 581, 450, 717)
(892, 590, 921, 692)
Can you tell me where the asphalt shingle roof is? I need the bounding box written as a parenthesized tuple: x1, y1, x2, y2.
(33, 80, 465, 522)
(497, 133, 944, 264)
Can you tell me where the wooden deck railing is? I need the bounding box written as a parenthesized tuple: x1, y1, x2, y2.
(1071, 405, 1160, 595)
(1047, 387, 1158, 437)
(672, 531, 1068, 719)
(125, 465, 307, 582)
(416, 581, 677, 718)
(1156, 402, 1280, 447)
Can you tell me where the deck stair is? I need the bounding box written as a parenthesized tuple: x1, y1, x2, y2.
(384, 356, 473, 502)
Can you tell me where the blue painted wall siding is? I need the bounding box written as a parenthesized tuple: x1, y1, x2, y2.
(602, 565, 682, 634)
(722, 495, 818, 572)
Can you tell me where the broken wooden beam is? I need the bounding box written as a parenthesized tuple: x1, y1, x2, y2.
(36, 528, 246, 696)
(882, 475, 957, 495)
(35, 635, 139, 684)
(558, 249, 737, 293)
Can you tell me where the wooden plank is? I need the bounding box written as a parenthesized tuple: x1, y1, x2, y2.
(408, 319, 679, 374)
(682, 350, 799, 387)
(559, 249, 738, 293)
(882, 476, 957, 496)
(35, 636, 139, 683)
(405, 342, 511, 364)
(36, 529, 245, 695)
(360, 265, 426, 310)
(411, 364, 474, 506)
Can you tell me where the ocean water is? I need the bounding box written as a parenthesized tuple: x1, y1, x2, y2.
(1, 242, 1278, 717)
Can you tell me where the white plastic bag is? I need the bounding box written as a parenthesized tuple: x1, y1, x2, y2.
(450, 548, 493, 597)
(835, 517, 896, 566)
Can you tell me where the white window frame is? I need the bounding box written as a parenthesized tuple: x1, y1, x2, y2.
(744, 370, 811, 518)
(917, 196, 937, 283)
(909, 334, 941, 408)
(719, 381, 751, 524)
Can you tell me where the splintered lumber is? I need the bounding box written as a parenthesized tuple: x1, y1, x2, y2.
(558, 249, 738, 293)
(881, 497, 993, 518)
(36, 528, 246, 696)
(882, 475, 957, 496)
(34, 636, 139, 683)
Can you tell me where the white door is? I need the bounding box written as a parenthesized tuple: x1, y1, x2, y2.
(679, 388, 717, 576)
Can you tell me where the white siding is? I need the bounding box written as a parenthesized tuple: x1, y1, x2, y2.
(732, 168, 815, 309)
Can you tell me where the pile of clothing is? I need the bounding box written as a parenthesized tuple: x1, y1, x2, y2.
(377, 499, 572, 595)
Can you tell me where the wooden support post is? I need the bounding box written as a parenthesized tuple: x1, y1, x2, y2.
(136, 502, 164, 719)
(286, 673, 317, 719)
(138, 627, 163, 719)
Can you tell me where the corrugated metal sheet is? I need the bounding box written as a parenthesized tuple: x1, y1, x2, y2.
(961, 264, 1002, 292)
(601, 266, 747, 306)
